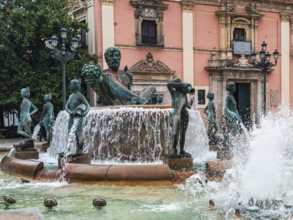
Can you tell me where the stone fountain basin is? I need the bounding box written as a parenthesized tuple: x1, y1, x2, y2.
(0, 155, 177, 184)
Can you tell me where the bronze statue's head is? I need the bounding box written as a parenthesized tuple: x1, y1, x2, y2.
(20, 87, 30, 98)
(171, 76, 181, 83)
(226, 82, 236, 92)
(207, 92, 214, 100)
(44, 93, 52, 102)
(184, 83, 195, 94)
(69, 79, 81, 92)
(104, 47, 121, 72)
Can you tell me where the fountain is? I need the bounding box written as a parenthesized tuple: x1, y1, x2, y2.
(2, 105, 293, 219)
(1, 47, 293, 219)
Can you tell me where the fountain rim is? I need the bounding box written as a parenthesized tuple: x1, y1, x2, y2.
(90, 105, 173, 110)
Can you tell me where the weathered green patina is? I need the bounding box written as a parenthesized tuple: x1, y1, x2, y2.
(81, 47, 156, 106)
(17, 87, 38, 139)
(204, 92, 219, 144)
(223, 82, 241, 147)
(167, 76, 195, 156)
(65, 79, 90, 153)
(39, 94, 54, 144)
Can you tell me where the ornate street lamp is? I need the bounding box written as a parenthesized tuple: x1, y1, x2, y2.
(49, 28, 79, 109)
(251, 41, 279, 115)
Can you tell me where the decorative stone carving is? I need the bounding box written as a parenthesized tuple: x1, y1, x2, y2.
(130, 52, 174, 74)
(181, 0, 194, 11)
(129, 52, 175, 105)
(130, 0, 168, 13)
(69, 0, 87, 9)
(229, 54, 253, 68)
(280, 13, 290, 22)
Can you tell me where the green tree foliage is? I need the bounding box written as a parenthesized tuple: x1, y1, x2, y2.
(0, 0, 97, 114)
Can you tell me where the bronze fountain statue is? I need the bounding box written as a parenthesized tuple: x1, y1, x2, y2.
(39, 93, 55, 144)
(204, 92, 219, 144)
(167, 76, 195, 156)
(81, 47, 156, 106)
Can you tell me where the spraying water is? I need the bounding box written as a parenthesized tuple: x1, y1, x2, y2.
(237, 108, 293, 201)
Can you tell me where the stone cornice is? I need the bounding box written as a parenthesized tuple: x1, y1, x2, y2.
(194, 0, 293, 14)
(130, 0, 168, 10)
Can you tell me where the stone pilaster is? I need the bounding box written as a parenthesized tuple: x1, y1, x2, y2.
(101, 0, 115, 68)
(181, 0, 194, 85)
(290, 18, 293, 55)
(280, 13, 290, 106)
(87, 0, 96, 106)
(218, 15, 227, 59)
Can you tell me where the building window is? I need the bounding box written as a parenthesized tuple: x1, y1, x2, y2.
(79, 20, 87, 48)
(197, 90, 206, 105)
(193, 86, 208, 108)
(130, 0, 168, 47)
(233, 28, 246, 41)
(142, 20, 157, 46)
(80, 28, 87, 48)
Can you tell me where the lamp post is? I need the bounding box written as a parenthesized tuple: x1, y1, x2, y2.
(251, 41, 279, 115)
(49, 28, 79, 109)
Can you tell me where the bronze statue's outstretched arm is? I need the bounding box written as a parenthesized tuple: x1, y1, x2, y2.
(104, 74, 145, 103)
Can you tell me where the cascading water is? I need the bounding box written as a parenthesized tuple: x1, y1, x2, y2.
(185, 110, 215, 163)
(49, 106, 211, 162)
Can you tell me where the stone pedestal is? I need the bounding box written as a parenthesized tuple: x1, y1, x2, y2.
(163, 154, 193, 171)
(58, 153, 91, 168)
(14, 150, 39, 160)
(13, 139, 39, 159)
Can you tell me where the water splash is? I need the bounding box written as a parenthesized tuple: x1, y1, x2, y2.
(237, 109, 293, 200)
(64, 118, 80, 158)
(185, 110, 215, 163)
(32, 123, 40, 140)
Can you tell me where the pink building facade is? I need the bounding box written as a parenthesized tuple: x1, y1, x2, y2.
(70, 0, 293, 126)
